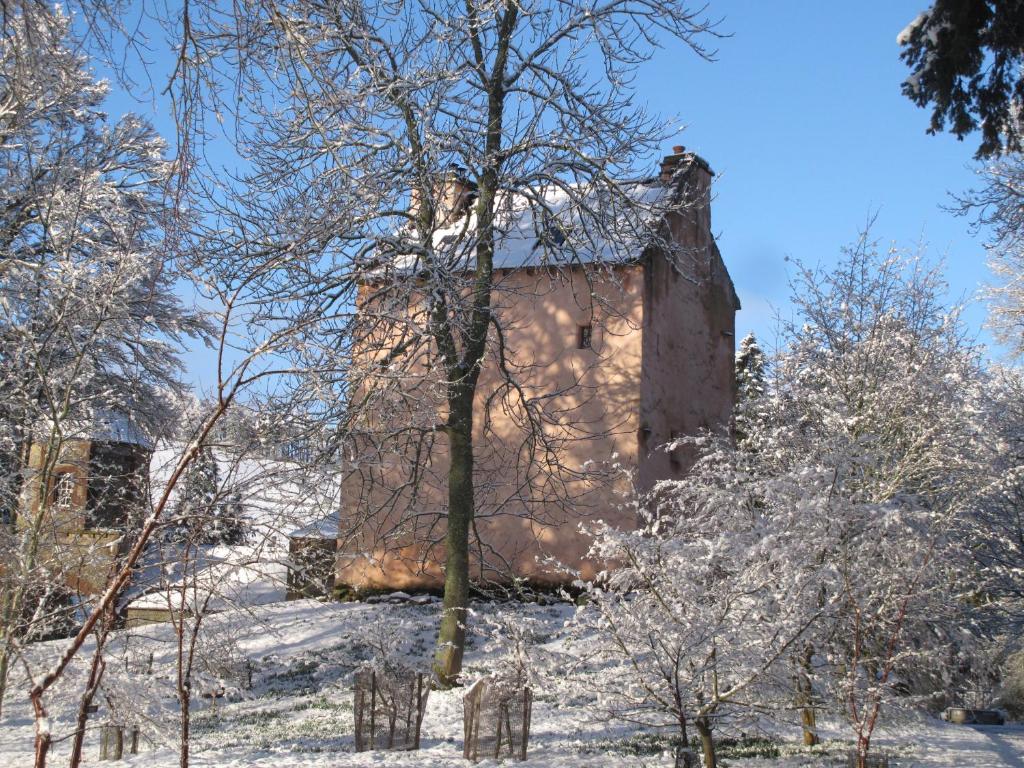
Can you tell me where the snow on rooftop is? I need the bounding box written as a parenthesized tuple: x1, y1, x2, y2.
(127, 544, 288, 612)
(38, 408, 154, 448)
(89, 409, 154, 448)
(148, 446, 341, 547)
(122, 446, 341, 603)
(383, 178, 674, 275)
(289, 511, 340, 539)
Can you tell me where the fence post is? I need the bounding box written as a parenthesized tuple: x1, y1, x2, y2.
(369, 669, 377, 750)
(521, 688, 532, 760)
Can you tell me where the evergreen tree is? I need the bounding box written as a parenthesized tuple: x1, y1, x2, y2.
(166, 447, 218, 543)
(211, 490, 249, 546)
(734, 332, 767, 402)
(734, 331, 767, 444)
(166, 448, 248, 545)
(899, 0, 1024, 158)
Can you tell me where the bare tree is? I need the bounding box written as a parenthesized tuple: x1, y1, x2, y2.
(0, 5, 356, 766)
(163, 0, 721, 686)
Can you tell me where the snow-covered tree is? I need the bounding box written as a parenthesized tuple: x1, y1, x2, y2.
(970, 366, 1024, 630)
(578, 448, 831, 768)
(166, 448, 249, 546)
(952, 152, 1024, 357)
(733, 331, 767, 444)
(898, 0, 1024, 158)
(0, 5, 206, 734)
(755, 234, 992, 764)
(581, 232, 996, 767)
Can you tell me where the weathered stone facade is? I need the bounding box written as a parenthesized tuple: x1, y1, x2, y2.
(338, 151, 739, 589)
(18, 428, 151, 595)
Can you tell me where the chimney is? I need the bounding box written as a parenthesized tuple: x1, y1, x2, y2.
(409, 165, 477, 227)
(437, 166, 477, 225)
(659, 145, 688, 184)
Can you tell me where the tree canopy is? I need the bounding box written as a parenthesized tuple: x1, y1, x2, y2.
(899, 0, 1024, 157)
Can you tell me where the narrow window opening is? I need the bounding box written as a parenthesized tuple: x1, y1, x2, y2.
(639, 425, 652, 451)
(577, 324, 592, 349)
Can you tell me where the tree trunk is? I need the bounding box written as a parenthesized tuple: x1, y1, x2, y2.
(674, 717, 695, 768)
(180, 690, 191, 768)
(0, 434, 33, 718)
(796, 644, 819, 746)
(0, 639, 9, 719)
(856, 733, 871, 768)
(695, 716, 716, 768)
(31, 689, 51, 768)
(68, 640, 106, 768)
(434, 417, 473, 688)
(675, 710, 689, 748)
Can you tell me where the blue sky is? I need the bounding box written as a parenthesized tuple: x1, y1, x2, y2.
(101, 1, 1000, 384)
(639, 1, 994, 356)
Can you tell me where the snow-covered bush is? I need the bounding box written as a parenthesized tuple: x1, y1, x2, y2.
(996, 650, 1024, 721)
(576, 444, 831, 768)
(578, 234, 1001, 768)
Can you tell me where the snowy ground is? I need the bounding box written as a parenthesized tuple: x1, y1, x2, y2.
(1, 598, 1021, 767)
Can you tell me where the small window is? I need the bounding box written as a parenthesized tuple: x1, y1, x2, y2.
(52, 472, 76, 512)
(577, 324, 593, 349)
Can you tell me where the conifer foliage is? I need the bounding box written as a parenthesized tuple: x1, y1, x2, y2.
(166, 447, 248, 546)
(899, 0, 1024, 157)
(733, 331, 766, 443)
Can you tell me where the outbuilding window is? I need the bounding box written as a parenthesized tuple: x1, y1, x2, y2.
(52, 472, 76, 513)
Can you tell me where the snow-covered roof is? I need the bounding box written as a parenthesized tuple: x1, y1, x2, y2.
(383, 177, 677, 275)
(38, 409, 154, 449)
(127, 544, 288, 612)
(89, 410, 154, 449)
(289, 511, 339, 539)
(148, 446, 342, 546)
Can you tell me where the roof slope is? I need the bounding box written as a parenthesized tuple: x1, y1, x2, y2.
(379, 176, 682, 275)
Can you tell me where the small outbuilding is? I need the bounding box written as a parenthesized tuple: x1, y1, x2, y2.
(287, 512, 339, 600)
(18, 412, 153, 594)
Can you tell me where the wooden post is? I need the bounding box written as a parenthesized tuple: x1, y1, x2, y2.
(369, 670, 377, 750)
(99, 724, 124, 761)
(412, 674, 421, 749)
(494, 698, 505, 758)
(97, 724, 123, 761)
(521, 687, 532, 760)
(354, 688, 364, 751)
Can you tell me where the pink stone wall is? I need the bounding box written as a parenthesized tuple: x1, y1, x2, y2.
(339, 265, 644, 588)
(637, 161, 738, 493)
(338, 156, 738, 590)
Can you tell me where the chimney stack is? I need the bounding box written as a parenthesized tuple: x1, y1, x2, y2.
(409, 165, 477, 227)
(659, 145, 688, 184)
